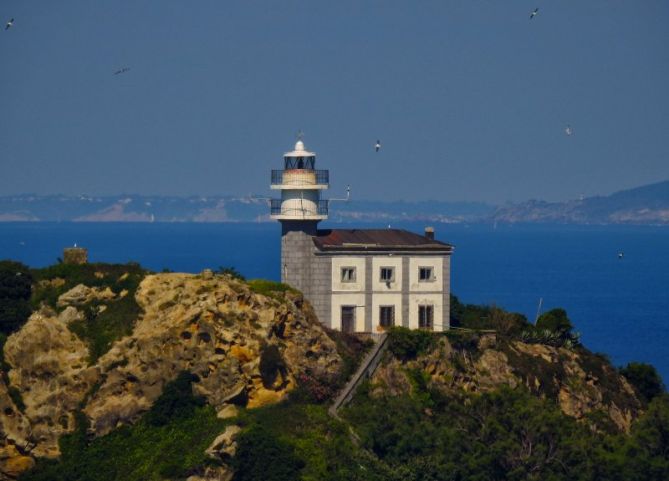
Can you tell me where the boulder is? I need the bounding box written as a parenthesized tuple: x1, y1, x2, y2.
(205, 425, 241, 460)
(57, 284, 116, 307)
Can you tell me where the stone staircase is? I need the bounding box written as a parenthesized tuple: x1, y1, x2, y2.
(329, 333, 389, 417)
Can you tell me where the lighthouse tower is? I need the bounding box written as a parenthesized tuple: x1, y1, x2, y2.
(270, 140, 329, 291)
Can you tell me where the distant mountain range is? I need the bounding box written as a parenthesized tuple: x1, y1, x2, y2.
(0, 180, 668, 225)
(492, 180, 669, 225)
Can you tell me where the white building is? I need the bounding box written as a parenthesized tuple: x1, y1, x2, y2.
(270, 140, 454, 332)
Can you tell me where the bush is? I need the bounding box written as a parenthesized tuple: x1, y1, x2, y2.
(232, 426, 304, 481)
(620, 362, 666, 404)
(247, 279, 298, 299)
(145, 372, 206, 427)
(536, 308, 574, 336)
(388, 327, 435, 361)
(217, 266, 246, 281)
(0, 260, 33, 335)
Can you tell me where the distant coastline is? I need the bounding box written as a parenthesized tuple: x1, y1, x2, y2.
(1, 179, 668, 225)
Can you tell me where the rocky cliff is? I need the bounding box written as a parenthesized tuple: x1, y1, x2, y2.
(0, 272, 341, 479)
(373, 332, 642, 432)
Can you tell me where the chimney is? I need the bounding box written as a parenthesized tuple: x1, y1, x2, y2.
(424, 226, 434, 240)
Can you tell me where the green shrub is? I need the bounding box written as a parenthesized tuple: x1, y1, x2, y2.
(445, 330, 480, 352)
(536, 308, 574, 336)
(620, 362, 666, 404)
(388, 327, 435, 361)
(247, 279, 298, 299)
(144, 372, 206, 427)
(217, 266, 246, 281)
(0, 260, 33, 335)
(232, 425, 304, 481)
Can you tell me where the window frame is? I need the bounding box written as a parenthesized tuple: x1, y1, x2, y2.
(379, 305, 395, 328)
(418, 266, 435, 282)
(379, 266, 395, 283)
(340, 267, 357, 283)
(418, 304, 434, 330)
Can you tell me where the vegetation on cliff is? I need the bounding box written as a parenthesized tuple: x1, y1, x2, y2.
(0, 262, 666, 481)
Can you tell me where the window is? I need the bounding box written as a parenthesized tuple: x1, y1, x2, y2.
(379, 306, 395, 327)
(380, 267, 394, 283)
(341, 306, 356, 333)
(419, 305, 434, 330)
(341, 267, 356, 282)
(419, 267, 434, 282)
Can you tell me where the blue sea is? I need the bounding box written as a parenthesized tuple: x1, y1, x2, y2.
(1, 222, 668, 382)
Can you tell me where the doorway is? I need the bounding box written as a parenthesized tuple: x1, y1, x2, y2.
(341, 306, 356, 333)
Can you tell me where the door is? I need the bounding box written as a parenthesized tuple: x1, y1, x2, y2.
(341, 306, 356, 333)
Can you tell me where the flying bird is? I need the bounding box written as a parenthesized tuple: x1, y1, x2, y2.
(565, 125, 573, 136)
(375, 140, 381, 152)
(114, 67, 130, 75)
(529, 8, 539, 19)
(5, 18, 14, 30)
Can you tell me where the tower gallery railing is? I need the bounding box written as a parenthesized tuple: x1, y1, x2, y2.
(271, 169, 329, 186)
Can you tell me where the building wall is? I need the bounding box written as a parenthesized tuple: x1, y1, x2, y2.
(371, 257, 403, 292)
(408, 293, 444, 330)
(325, 253, 451, 333)
(280, 222, 332, 328)
(331, 257, 366, 292)
(281, 227, 451, 332)
(331, 293, 366, 331)
(371, 292, 403, 331)
(408, 257, 444, 292)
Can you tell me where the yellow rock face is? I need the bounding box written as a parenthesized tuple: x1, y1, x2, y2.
(0, 444, 35, 478)
(0, 272, 343, 468)
(229, 345, 255, 363)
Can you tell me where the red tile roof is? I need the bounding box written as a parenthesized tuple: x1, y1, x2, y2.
(313, 228, 453, 252)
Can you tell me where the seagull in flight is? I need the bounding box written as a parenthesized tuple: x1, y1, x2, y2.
(565, 125, 573, 136)
(114, 67, 130, 75)
(5, 18, 14, 30)
(529, 8, 539, 20)
(375, 140, 381, 152)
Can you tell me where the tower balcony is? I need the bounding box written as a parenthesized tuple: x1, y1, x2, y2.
(270, 169, 329, 190)
(270, 199, 328, 220)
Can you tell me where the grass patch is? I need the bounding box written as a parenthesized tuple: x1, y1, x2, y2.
(247, 279, 298, 300)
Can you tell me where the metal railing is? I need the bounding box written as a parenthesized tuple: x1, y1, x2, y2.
(271, 169, 329, 186)
(270, 199, 329, 216)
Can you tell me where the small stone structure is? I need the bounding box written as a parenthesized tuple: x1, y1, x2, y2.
(63, 247, 88, 265)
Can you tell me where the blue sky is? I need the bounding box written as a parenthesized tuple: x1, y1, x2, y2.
(1, 1, 668, 203)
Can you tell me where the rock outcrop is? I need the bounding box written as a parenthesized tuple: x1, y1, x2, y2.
(373, 335, 642, 432)
(3, 307, 95, 459)
(0, 273, 342, 479)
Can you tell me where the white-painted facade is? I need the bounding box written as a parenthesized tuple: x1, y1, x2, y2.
(329, 255, 450, 332)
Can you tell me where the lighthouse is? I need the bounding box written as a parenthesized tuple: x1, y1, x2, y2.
(270, 139, 329, 228)
(270, 139, 329, 298)
(270, 139, 453, 333)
